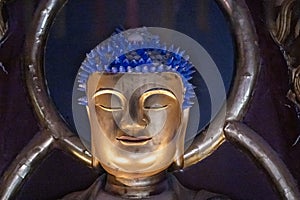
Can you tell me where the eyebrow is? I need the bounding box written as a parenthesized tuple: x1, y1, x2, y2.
(143, 88, 177, 99)
(92, 88, 123, 98)
(144, 88, 174, 94)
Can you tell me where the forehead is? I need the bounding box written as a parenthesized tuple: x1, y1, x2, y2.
(87, 72, 184, 99)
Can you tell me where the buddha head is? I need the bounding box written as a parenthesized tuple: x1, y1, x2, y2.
(76, 28, 195, 179)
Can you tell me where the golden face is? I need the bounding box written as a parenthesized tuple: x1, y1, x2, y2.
(86, 72, 188, 178)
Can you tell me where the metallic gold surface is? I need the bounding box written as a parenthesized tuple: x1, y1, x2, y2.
(105, 171, 168, 199)
(224, 121, 300, 200)
(87, 72, 187, 181)
(288, 65, 300, 107)
(1, 0, 299, 199)
(184, 0, 260, 167)
(0, 130, 55, 200)
(0, 0, 259, 198)
(22, 0, 92, 165)
(266, 0, 298, 44)
(0, 0, 95, 199)
(265, 0, 300, 107)
(0, 0, 7, 41)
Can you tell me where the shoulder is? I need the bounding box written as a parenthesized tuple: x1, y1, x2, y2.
(194, 190, 231, 200)
(169, 174, 231, 200)
(58, 175, 105, 200)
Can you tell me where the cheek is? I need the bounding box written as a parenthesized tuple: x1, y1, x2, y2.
(146, 106, 181, 140)
(162, 109, 181, 141)
(146, 110, 167, 136)
(95, 108, 122, 136)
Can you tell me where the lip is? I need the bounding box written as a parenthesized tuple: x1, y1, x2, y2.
(116, 135, 152, 145)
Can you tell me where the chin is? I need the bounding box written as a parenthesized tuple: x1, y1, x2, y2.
(102, 163, 168, 179)
(100, 155, 173, 178)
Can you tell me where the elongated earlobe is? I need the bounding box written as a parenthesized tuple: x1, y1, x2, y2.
(169, 155, 184, 171)
(169, 108, 190, 172)
(92, 156, 101, 168)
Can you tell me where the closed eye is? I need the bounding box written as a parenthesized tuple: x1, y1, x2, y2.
(97, 104, 123, 111)
(144, 104, 168, 110)
(141, 88, 176, 111)
(93, 88, 126, 112)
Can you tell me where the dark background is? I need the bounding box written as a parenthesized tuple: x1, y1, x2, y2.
(0, 1, 300, 199)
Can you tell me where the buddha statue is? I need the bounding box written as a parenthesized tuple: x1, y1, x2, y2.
(64, 27, 229, 200)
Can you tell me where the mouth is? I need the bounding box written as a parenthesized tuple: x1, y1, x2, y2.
(116, 135, 152, 145)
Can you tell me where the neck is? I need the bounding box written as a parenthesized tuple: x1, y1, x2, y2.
(104, 171, 169, 199)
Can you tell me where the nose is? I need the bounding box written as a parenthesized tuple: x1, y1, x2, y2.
(119, 117, 148, 135)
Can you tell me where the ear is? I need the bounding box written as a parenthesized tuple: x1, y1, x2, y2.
(169, 108, 190, 171)
(88, 103, 101, 170)
(92, 156, 101, 168)
(86, 72, 102, 101)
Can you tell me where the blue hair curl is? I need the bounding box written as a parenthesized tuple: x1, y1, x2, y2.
(77, 27, 195, 109)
